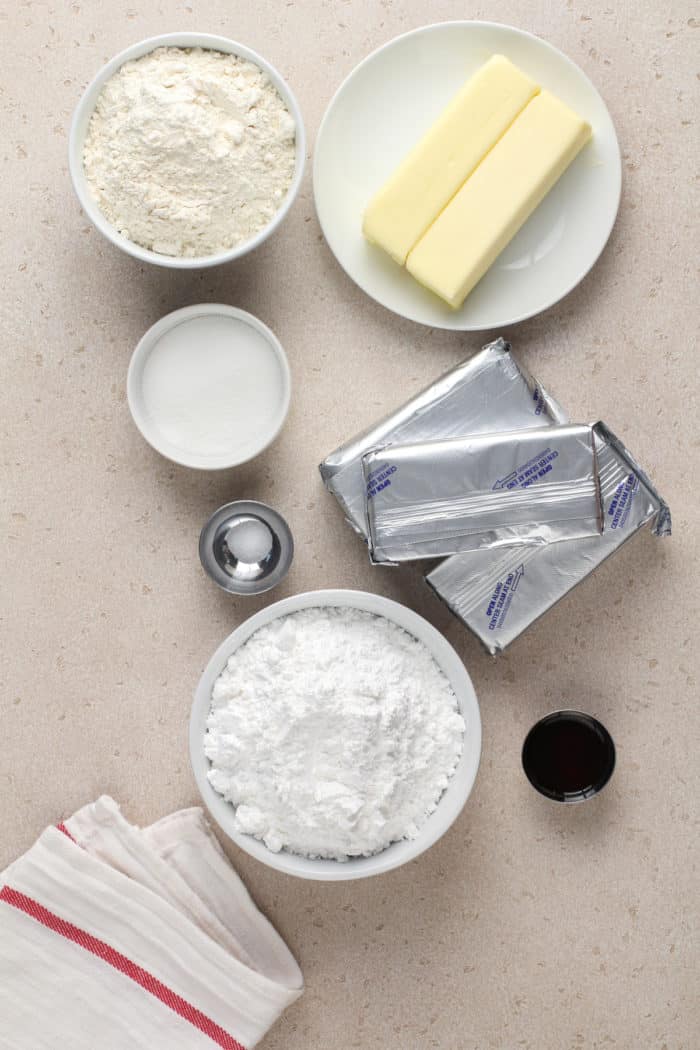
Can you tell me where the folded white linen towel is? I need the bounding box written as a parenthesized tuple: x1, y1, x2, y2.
(0, 796, 303, 1049)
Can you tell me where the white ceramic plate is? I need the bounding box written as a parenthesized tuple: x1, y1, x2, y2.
(314, 21, 621, 330)
(190, 590, 481, 881)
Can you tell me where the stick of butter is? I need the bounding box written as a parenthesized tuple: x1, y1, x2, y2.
(362, 55, 540, 265)
(406, 90, 592, 308)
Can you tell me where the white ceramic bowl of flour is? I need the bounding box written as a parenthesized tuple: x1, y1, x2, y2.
(127, 304, 291, 469)
(69, 33, 306, 268)
(190, 589, 482, 881)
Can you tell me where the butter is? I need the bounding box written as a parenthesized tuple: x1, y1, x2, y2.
(362, 55, 540, 265)
(406, 91, 592, 308)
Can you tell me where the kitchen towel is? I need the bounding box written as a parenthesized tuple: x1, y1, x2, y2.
(0, 796, 303, 1049)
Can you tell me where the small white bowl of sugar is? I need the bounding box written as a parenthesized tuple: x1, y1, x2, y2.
(69, 33, 306, 268)
(127, 304, 291, 469)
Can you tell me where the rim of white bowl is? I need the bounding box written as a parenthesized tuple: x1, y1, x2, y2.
(69, 33, 306, 269)
(127, 303, 291, 469)
(190, 589, 482, 881)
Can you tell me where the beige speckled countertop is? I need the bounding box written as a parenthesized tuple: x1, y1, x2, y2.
(1, 2, 698, 1048)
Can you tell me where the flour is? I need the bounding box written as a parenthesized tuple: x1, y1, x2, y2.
(204, 607, 465, 860)
(83, 47, 296, 257)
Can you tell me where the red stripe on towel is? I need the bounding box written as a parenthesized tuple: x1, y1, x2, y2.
(0, 886, 246, 1050)
(56, 822, 76, 843)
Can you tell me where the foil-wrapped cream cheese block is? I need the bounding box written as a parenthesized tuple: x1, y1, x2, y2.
(363, 423, 603, 564)
(426, 422, 671, 654)
(319, 337, 566, 540)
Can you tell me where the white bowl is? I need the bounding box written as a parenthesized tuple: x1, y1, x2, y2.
(190, 589, 482, 880)
(127, 304, 291, 470)
(314, 20, 621, 330)
(69, 33, 306, 268)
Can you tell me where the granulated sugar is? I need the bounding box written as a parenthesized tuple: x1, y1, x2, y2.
(204, 607, 465, 860)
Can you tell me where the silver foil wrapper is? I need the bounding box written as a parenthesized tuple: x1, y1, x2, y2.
(319, 337, 567, 540)
(426, 422, 672, 654)
(363, 424, 603, 564)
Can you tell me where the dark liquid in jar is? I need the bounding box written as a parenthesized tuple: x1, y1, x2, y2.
(522, 711, 615, 802)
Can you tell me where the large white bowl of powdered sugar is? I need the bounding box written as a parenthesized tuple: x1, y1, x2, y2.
(69, 33, 305, 267)
(190, 589, 481, 880)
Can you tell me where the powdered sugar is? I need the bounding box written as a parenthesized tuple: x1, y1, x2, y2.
(204, 607, 465, 860)
(83, 46, 296, 257)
